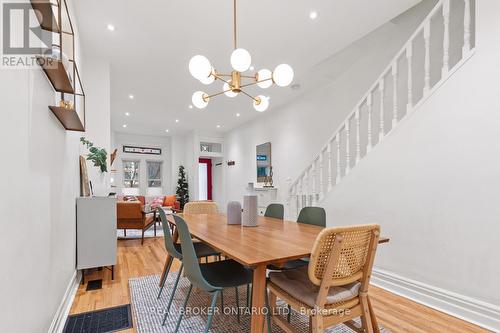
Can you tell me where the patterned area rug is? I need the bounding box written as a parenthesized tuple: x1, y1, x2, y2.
(117, 222, 164, 239)
(129, 274, 389, 332)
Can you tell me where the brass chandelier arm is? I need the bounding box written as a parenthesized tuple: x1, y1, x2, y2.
(239, 89, 259, 102)
(205, 87, 234, 100)
(239, 78, 273, 89)
(212, 73, 232, 85)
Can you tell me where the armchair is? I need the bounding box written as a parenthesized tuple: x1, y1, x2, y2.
(116, 201, 156, 245)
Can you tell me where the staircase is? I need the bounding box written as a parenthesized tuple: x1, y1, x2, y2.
(287, 0, 475, 218)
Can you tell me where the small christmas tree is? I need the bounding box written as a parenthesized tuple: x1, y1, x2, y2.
(176, 165, 189, 209)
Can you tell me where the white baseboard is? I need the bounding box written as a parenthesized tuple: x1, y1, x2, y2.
(48, 270, 81, 333)
(371, 268, 500, 332)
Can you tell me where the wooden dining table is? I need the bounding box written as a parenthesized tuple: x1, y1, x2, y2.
(160, 213, 389, 333)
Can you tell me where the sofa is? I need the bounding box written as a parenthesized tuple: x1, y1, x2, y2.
(116, 194, 181, 245)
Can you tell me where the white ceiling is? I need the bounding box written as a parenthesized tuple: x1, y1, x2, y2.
(73, 0, 420, 136)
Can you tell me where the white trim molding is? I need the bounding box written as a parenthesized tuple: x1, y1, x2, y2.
(372, 268, 500, 332)
(48, 270, 81, 333)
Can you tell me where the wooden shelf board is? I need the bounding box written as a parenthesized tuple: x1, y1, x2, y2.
(49, 106, 84, 131)
(30, 0, 59, 33)
(37, 57, 74, 94)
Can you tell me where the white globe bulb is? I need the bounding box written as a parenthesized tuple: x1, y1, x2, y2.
(273, 64, 294, 87)
(257, 69, 273, 89)
(192, 91, 209, 109)
(199, 69, 215, 85)
(189, 55, 212, 81)
(230, 48, 252, 72)
(223, 82, 238, 97)
(254, 95, 269, 112)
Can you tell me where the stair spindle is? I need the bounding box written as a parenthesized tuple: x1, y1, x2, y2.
(327, 141, 333, 192)
(406, 44, 413, 113)
(345, 121, 351, 175)
(311, 161, 317, 206)
(379, 79, 385, 141)
(336, 134, 341, 184)
(463, 0, 471, 55)
(424, 20, 431, 95)
(442, 0, 450, 76)
(367, 94, 373, 152)
(355, 108, 361, 165)
(392, 62, 398, 127)
(319, 153, 324, 201)
(304, 169, 309, 206)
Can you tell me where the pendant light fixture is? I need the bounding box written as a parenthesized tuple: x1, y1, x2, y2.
(189, 0, 294, 112)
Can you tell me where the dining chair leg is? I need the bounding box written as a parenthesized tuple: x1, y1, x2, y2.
(311, 314, 324, 333)
(360, 295, 374, 333)
(157, 258, 173, 299)
(235, 286, 240, 323)
(165, 263, 184, 320)
(287, 304, 292, 322)
(205, 290, 220, 333)
(367, 295, 380, 333)
(173, 283, 193, 332)
(264, 287, 272, 333)
(246, 284, 250, 308)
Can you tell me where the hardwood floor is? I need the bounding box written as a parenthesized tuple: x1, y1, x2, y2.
(70, 236, 491, 333)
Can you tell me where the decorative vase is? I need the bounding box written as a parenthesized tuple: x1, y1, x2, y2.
(242, 195, 258, 227)
(227, 201, 242, 225)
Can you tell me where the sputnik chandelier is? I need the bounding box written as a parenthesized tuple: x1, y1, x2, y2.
(189, 0, 294, 112)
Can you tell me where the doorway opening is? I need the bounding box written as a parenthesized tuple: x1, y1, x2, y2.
(198, 158, 212, 200)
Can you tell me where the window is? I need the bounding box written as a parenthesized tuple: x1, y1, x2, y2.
(147, 161, 162, 187)
(123, 160, 140, 188)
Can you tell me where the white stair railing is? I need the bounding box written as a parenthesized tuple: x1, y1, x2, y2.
(288, 0, 475, 218)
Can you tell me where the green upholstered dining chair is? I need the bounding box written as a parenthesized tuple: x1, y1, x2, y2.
(297, 206, 326, 227)
(264, 203, 284, 220)
(169, 214, 253, 332)
(156, 207, 218, 310)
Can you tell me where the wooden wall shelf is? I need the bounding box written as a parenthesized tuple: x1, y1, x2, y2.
(30, 0, 59, 32)
(31, 0, 86, 132)
(36, 57, 74, 94)
(49, 106, 84, 131)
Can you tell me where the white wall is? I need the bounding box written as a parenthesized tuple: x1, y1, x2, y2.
(321, 0, 500, 328)
(223, 0, 437, 209)
(0, 2, 110, 332)
(111, 132, 172, 196)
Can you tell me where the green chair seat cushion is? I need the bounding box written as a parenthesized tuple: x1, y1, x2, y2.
(267, 258, 309, 271)
(200, 259, 253, 288)
(173, 242, 219, 258)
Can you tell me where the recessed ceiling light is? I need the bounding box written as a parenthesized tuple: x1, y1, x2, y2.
(309, 11, 318, 20)
(107, 24, 115, 31)
(125, 112, 130, 116)
(128, 94, 134, 99)
(122, 124, 127, 128)
(188, 104, 193, 109)
(216, 124, 221, 128)
(175, 119, 179, 123)
(236, 113, 240, 117)
(165, 129, 170, 133)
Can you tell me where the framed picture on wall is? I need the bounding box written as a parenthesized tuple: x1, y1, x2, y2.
(123, 145, 161, 155)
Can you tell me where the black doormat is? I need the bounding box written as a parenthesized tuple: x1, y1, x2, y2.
(63, 304, 132, 333)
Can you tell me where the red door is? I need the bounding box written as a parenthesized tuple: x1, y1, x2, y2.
(199, 158, 212, 200)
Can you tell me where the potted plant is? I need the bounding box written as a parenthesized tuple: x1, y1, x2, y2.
(80, 137, 108, 196)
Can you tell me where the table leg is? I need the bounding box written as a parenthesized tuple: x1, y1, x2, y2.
(159, 226, 178, 287)
(251, 264, 267, 333)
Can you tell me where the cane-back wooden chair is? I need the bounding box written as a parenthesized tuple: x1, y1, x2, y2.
(267, 224, 381, 333)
